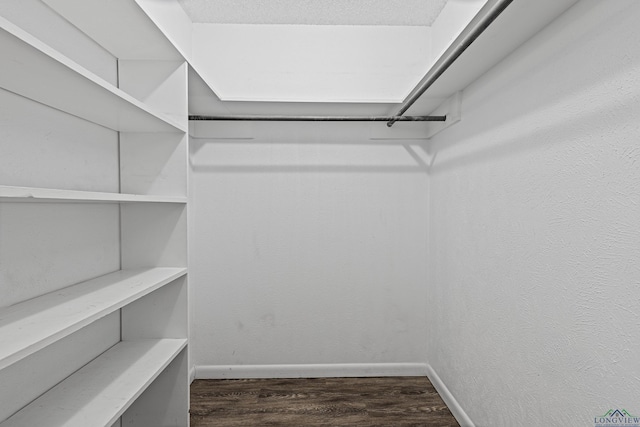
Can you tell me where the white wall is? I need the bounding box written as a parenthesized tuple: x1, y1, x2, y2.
(426, 1, 640, 426)
(189, 121, 429, 377)
(192, 24, 431, 103)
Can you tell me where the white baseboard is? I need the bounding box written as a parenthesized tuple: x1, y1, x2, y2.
(426, 364, 475, 427)
(195, 363, 428, 379)
(189, 366, 196, 384)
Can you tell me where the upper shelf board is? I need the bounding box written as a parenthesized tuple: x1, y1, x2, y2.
(42, 0, 183, 61)
(0, 16, 186, 133)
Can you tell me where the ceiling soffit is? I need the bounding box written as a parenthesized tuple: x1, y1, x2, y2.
(177, 0, 448, 26)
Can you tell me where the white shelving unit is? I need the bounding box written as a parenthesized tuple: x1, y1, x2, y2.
(0, 0, 189, 425)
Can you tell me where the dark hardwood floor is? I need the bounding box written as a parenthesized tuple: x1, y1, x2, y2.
(191, 376, 460, 426)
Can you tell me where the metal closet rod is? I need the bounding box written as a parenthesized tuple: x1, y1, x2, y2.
(189, 115, 447, 122)
(387, 0, 514, 127)
(189, 0, 511, 127)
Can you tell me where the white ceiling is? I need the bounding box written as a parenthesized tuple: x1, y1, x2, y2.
(177, 0, 448, 26)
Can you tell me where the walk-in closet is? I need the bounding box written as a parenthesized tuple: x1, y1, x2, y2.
(1, 1, 638, 426)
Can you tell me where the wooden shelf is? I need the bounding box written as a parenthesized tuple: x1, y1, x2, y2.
(0, 339, 187, 427)
(0, 16, 186, 133)
(0, 185, 186, 204)
(0, 268, 187, 371)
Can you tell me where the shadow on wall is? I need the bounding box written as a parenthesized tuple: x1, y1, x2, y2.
(425, 0, 640, 174)
(188, 121, 432, 174)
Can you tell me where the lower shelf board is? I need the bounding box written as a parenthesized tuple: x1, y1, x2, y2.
(0, 268, 187, 371)
(0, 339, 187, 427)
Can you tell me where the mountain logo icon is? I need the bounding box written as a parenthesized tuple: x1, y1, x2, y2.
(600, 409, 636, 418)
(595, 409, 640, 427)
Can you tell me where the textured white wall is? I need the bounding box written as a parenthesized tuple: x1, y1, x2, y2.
(189, 122, 429, 377)
(427, 1, 640, 426)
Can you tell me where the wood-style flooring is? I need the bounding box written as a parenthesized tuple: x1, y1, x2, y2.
(191, 376, 460, 426)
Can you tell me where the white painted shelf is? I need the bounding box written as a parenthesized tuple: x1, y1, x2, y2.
(42, 0, 184, 62)
(0, 268, 187, 371)
(0, 185, 186, 204)
(0, 339, 187, 427)
(0, 16, 186, 133)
